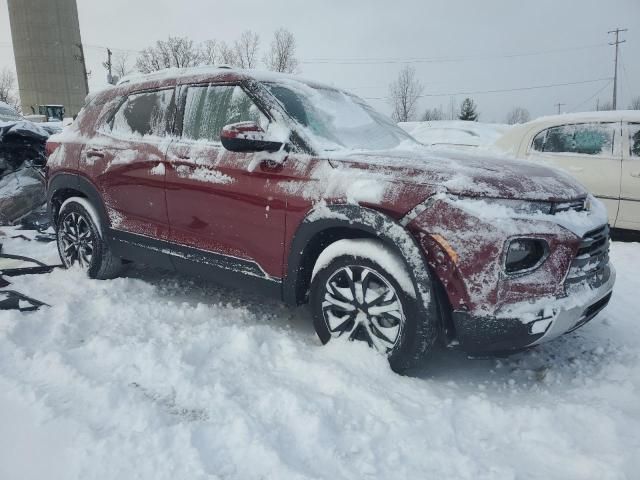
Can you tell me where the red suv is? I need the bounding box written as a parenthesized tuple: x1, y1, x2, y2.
(46, 68, 615, 371)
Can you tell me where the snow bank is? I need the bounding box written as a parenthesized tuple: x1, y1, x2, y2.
(0, 232, 638, 479)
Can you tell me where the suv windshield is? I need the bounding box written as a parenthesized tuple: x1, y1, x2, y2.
(263, 82, 416, 152)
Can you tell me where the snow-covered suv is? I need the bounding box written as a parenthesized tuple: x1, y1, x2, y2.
(45, 68, 615, 371)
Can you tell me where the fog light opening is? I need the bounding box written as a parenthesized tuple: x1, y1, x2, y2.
(529, 318, 553, 335)
(505, 238, 548, 274)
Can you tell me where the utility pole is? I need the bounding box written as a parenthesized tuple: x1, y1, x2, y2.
(103, 48, 114, 84)
(555, 103, 565, 114)
(608, 27, 627, 110)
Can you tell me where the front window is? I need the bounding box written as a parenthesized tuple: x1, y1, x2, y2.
(629, 123, 640, 157)
(182, 85, 266, 142)
(263, 82, 416, 152)
(532, 123, 616, 156)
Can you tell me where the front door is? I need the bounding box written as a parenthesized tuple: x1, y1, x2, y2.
(86, 88, 176, 240)
(165, 83, 291, 279)
(527, 122, 622, 225)
(618, 122, 640, 230)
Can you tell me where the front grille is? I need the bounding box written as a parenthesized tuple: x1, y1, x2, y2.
(565, 225, 610, 285)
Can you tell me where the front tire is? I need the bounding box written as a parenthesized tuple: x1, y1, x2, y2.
(56, 198, 125, 279)
(310, 243, 438, 372)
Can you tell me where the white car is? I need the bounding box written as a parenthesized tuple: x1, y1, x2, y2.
(495, 111, 640, 232)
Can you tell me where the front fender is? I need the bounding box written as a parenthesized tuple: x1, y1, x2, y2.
(284, 203, 433, 311)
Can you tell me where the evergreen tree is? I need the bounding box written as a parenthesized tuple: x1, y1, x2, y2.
(458, 97, 478, 121)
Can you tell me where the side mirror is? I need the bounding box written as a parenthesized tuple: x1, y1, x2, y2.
(220, 121, 284, 153)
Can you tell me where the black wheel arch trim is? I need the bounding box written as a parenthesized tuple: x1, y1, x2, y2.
(284, 203, 435, 313)
(47, 173, 109, 229)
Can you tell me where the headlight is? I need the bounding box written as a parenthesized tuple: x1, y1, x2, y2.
(482, 198, 553, 215)
(505, 238, 549, 274)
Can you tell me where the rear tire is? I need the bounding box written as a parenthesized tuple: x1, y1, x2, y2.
(310, 240, 438, 372)
(56, 198, 125, 279)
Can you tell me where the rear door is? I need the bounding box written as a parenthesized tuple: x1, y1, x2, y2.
(617, 123, 640, 230)
(84, 87, 176, 239)
(526, 122, 622, 225)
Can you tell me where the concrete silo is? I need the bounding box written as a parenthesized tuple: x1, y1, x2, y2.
(7, 0, 89, 118)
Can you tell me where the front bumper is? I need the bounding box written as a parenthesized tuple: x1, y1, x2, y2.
(452, 264, 615, 354)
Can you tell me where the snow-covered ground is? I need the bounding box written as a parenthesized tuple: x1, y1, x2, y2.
(0, 227, 639, 480)
(399, 120, 511, 149)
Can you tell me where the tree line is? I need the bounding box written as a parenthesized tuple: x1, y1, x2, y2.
(388, 65, 640, 124)
(110, 28, 299, 81)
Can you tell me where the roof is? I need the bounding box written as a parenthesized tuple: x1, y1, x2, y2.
(528, 110, 640, 125)
(117, 66, 337, 92)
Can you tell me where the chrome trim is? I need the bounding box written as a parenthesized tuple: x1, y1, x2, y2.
(110, 227, 280, 282)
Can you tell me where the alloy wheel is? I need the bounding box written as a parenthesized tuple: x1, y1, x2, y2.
(321, 265, 405, 354)
(59, 212, 95, 268)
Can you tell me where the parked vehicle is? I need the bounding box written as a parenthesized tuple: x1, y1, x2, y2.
(0, 120, 50, 224)
(400, 120, 511, 150)
(45, 68, 614, 370)
(0, 101, 23, 122)
(494, 111, 640, 233)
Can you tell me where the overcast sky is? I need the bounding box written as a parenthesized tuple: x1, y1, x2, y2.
(1, 0, 638, 122)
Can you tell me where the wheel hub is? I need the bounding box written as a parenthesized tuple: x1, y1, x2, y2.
(322, 265, 405, 354)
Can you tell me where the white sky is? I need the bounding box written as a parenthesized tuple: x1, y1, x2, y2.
(1, 0, 638, 122)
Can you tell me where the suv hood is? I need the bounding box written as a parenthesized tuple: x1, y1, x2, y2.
(333, 147, 588, 202)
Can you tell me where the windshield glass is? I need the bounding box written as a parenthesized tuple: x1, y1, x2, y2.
(263, 82, 417, 152)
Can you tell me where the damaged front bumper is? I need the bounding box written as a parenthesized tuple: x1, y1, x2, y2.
(452, 263, 616, 354)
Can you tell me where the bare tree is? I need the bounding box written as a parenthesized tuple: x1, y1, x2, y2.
(136, 36, 201, 73)
(596, 99, 614, 111)
(112, 52, 133, 79)
(234, 30, 260, 69)
(389, 65, 423, 122)
(506, 106, 531, 125)
(217, 41, 238, 66)
(0, 67, 20, 111)
(629, 96, 640, 110)
(264, 28, 299, 73)
(200, 39, 220, 66)
(422, 106, 444, 121)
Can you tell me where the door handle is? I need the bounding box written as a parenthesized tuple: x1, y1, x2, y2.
(177, 154, 191, 160)
(260, 159, 284, 172)
(86, 149, 104, 159)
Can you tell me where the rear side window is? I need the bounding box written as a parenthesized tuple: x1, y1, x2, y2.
(182, 85, 265, 142)
(532, 123, 616, 156)
(629, 123, 640, 157)
(111, 89, 175, 137)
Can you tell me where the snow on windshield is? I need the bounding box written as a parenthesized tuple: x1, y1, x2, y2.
(264, 82, 415, 152)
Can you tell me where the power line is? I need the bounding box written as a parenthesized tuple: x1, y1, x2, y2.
(301, 43, 609, 65)
(362, 77, 612, 101)
(0, 40, 610, 66)
(568, 78, 613, 112)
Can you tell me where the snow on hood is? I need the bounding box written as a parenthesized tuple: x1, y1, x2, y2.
(329, 145, 588, 202)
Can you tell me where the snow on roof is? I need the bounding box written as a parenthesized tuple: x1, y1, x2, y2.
(399, 120, 512, 147)
(529, 110, 640, 124)
(117, 66, 338, 92)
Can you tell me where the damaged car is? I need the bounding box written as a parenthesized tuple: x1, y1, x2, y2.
(45, 68, 614, 371)
(0, 118, 50, 224)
